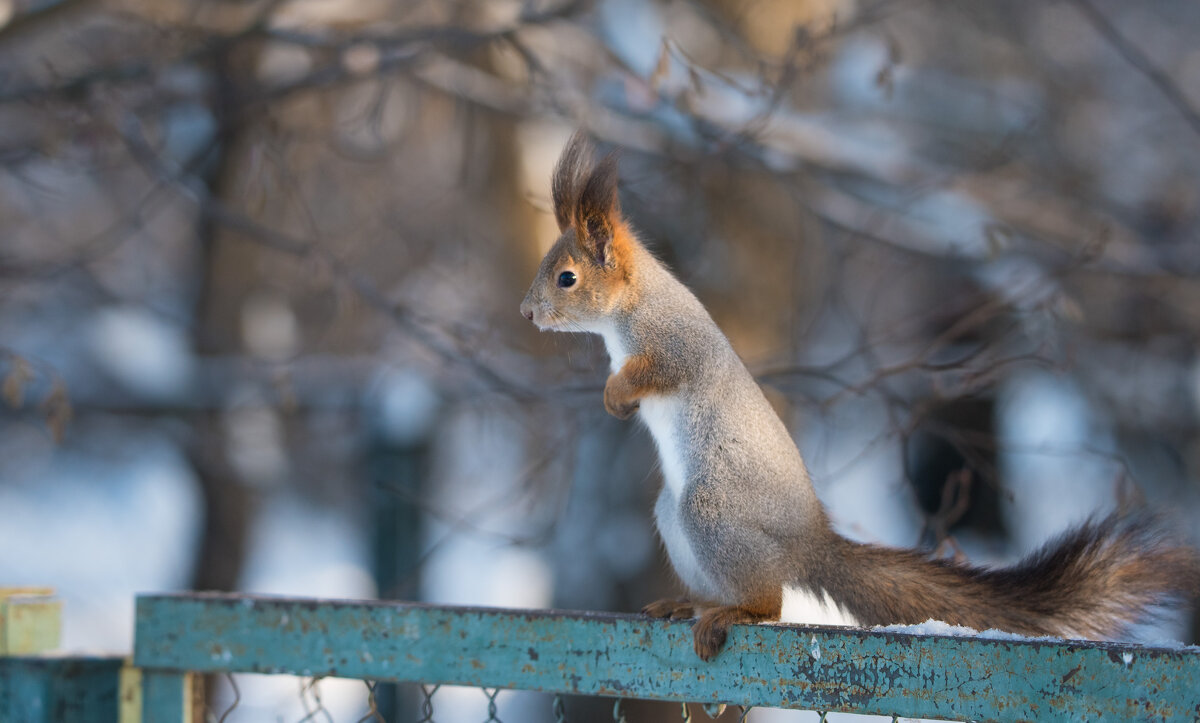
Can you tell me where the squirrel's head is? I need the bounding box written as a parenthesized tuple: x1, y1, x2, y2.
(521, 131, 632, 332)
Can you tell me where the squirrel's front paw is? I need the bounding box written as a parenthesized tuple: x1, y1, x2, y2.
(603, 376, 640, 419)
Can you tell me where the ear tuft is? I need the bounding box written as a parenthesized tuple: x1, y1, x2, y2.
(574, 152, 621, 265)
(550, 130, 622, 265)
(551, 130, 595, 232)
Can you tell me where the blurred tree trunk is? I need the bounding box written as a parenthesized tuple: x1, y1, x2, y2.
(188, 45, 255, 594)
(188, 411, 256, 591)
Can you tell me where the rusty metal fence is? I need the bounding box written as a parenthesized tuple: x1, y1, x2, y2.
(4, 591, 1200, 722)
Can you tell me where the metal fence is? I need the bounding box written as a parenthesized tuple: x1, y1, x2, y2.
(4, 591, 1200, 722)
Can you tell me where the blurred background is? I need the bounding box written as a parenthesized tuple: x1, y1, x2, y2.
(2, 0, 1199, 720)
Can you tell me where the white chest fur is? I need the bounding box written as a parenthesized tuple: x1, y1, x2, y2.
(597, 323, 628, 373)
(639, 397, 711, 596)
(638, 396, 686, 498)
(594, 324, 687, 497)
(654, 482, 721, 601)
(595, 325, 715, 597)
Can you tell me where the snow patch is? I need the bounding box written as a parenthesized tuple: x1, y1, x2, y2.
(1142, 639, 1200, 652)
(875, 620, 1200, 656)
(874, 619, 1061, 643)
(90, 306, 194, 397)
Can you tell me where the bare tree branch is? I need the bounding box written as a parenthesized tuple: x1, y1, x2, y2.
(1069, 0, 1200, 140)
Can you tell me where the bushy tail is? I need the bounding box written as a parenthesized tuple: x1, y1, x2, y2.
(825, 514, 1200, 639)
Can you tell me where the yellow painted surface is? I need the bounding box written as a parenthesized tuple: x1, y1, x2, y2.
(0, 587, 62, 655)
(120, 663, 143, 723)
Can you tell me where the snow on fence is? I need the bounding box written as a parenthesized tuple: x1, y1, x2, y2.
(3, 591, 1200, 722)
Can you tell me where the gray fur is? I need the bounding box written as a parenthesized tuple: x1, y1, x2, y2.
(612, 245, 826, 605)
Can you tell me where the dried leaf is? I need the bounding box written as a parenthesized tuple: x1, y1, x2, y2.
(875, 65, 894, 99)
(875, 32, 903, 100)
(688, 66, 705, 96)
(3, 357, 32, 409)
(41, 382, 73, 443)
(1055, 293, 1085, 323)
(983, 223, 1013, 257)
(885, 31, 903, 66)
(649, 38, 670, 92)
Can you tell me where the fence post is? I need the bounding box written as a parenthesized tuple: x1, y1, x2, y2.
(140, 670, 198, 723)
(1, 592, 123, 723)
(119, 664, 142, 723)
(366, 369, 438, 721)
(1, 657, 124, 723)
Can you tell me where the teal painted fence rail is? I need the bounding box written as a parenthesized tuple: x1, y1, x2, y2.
(131, 592, 1200, 722)
(0, 656, 125, 723)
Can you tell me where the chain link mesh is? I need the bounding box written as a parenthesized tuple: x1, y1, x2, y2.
(482, 687, 502, 723)
(211, 673, 240, 723)
(354, 680, 385, 723)
(417, 684, 440, 723)
(197, 675, 927, 721)
(296, 677, 334, 723)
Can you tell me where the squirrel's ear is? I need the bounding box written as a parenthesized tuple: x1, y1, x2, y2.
(552, 131, 593, 232)
(575, 152, 620, 266)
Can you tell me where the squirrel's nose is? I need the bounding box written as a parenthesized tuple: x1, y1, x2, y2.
(520, 301, 534, 321)
(523, 309, 533, 321)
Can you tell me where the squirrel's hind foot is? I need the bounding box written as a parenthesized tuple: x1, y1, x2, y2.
(692, 602, 782, 661)
(642, 598, 695, 620)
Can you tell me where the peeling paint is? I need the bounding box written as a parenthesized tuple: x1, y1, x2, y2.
(131, 593, 1200, 722)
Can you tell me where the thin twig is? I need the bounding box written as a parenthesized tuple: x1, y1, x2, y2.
(1069, 0, 1200, 140)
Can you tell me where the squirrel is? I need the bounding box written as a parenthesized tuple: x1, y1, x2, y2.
(520, 131, 1200, 661)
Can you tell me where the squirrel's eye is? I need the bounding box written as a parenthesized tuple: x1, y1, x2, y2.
(557, 271, 577, 288)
